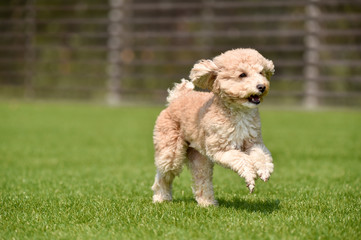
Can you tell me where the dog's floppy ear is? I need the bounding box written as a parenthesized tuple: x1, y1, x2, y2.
(189, 59, 218, 90)
(265, 60, 275, 80)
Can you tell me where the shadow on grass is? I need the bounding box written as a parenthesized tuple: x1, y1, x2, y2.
(172, 197, 280, 213)
(217, 197, 280, 213)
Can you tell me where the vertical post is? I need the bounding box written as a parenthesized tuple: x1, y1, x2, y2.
(24, 0, 36, 98)
(107, 0, 124, 105)
(304, 0, 320, 108)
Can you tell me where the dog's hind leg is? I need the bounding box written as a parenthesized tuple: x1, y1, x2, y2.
(152, 147, 186, 203)
(152, 170, 176, 202)
(187, 148, 217, 207)
(152, 111, 187, 203)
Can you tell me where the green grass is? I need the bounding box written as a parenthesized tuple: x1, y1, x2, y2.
(0, 102, 360, 239)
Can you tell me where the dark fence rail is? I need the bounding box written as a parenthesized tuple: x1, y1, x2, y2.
(0, 0, 360, 107)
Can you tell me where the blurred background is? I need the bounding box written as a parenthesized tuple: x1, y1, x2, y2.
(0, 0, 360, 108)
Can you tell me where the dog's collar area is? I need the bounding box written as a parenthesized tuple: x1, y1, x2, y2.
(248, 95, 261, 104)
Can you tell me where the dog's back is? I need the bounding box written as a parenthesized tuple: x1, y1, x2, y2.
(165, 80, 214, 123)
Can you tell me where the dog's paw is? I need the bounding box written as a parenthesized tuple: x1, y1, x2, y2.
(256, 162, 274, 182)
(153, 193, 172, 203)
(197, 198, 218, 207)
(242, 167, 257, 193)
(247, 183, 255, 193)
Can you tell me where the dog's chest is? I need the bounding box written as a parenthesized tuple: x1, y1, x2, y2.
(228, 113, 259, 150)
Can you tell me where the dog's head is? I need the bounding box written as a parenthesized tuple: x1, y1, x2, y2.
(189, 48, 275, 108)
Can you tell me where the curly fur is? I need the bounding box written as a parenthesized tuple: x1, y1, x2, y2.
(152, 48, 275, 207)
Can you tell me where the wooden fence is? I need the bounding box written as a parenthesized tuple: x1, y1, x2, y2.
(0, 0, 361, 107)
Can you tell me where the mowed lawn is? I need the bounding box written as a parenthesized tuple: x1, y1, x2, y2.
(0, 101, 360, 239)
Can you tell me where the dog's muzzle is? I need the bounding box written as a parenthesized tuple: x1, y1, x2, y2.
(257, 84, 266, 93)
(248, 95, 261, 104)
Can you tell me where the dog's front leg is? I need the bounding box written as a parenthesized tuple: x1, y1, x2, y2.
(248, 144, 274, 182)
(211, 150, 257, 193)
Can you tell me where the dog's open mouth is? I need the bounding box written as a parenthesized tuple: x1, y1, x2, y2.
(248, 95, 261, 104)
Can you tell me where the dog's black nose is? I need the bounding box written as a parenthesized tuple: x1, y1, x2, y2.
(257, 84, 266, 93)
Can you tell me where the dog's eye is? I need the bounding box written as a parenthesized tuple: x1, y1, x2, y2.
(239, 73, 247, 78)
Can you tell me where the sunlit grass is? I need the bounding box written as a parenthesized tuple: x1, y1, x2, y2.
(0, 102, 360, 239)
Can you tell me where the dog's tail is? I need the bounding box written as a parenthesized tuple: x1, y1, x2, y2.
(166, 79, 194, 104)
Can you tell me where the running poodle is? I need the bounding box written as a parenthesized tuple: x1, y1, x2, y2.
(152, 48, 275, 206)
